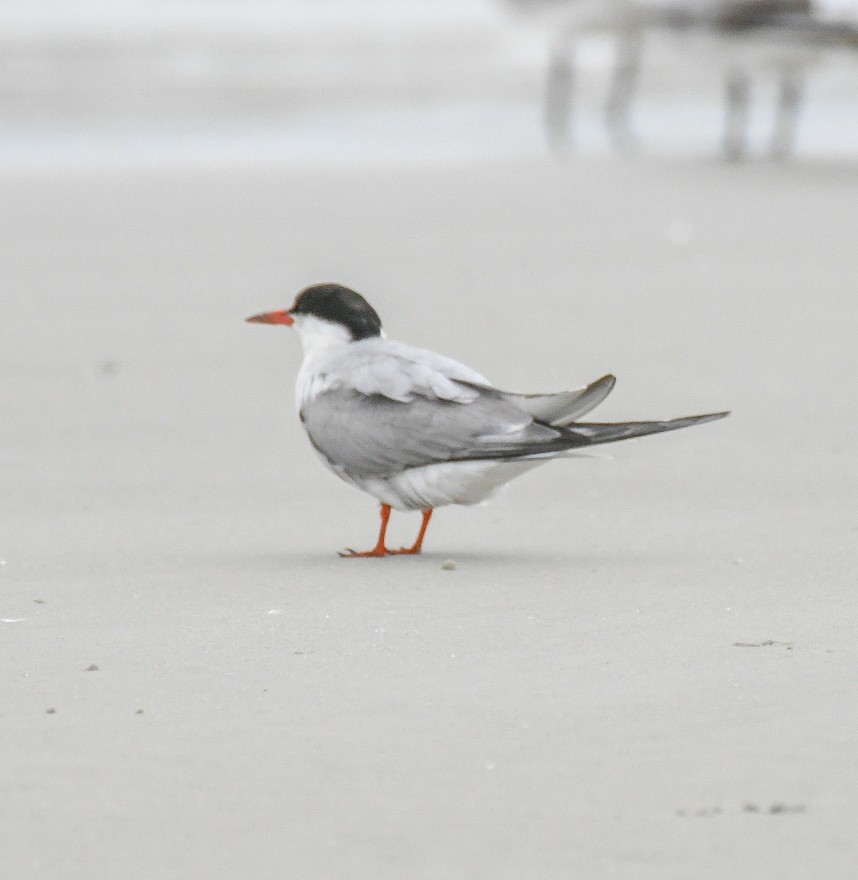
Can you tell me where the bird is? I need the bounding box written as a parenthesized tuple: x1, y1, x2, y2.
(247, 283, 728, 557)
(506, 0, 858, 161)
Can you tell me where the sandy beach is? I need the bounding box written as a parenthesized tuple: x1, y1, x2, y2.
(1, 153, 857, 878)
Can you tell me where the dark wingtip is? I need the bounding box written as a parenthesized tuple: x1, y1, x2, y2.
(668, 411, 730, 429)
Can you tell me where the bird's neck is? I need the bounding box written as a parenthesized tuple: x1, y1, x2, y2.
(293, 314, 354, 362)
(293, 315, 355, 414)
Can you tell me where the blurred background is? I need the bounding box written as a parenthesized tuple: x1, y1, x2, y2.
(2, 0, 858, 167)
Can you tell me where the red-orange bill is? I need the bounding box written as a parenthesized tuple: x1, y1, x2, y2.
(246, 310, 294, 325)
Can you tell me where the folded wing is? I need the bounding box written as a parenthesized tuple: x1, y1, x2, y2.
(303, 384, 565, 479)
(303, 376, 728, 481)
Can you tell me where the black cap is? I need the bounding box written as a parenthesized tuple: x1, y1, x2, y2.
(291, 284, 383, 341)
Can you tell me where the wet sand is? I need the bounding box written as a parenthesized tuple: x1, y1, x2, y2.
(2, 156, 857, 878)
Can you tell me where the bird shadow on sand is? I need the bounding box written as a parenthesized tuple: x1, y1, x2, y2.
(236, 546, 684, 572)
(427, 548, 685, 569)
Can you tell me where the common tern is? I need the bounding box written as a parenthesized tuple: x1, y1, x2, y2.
(247, 283, 727, 557)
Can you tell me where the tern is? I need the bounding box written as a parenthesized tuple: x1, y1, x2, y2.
(247, 283, 727, 557)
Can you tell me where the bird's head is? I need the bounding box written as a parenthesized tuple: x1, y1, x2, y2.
(246, 283, 383, 346)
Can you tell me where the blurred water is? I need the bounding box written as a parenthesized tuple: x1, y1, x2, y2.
(2, 0, 858, 168)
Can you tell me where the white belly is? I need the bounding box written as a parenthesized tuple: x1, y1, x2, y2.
(353, 459, 549, 511)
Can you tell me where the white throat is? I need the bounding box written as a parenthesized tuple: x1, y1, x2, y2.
(293, 314, 356, 414)
(292, 313, 353, 361)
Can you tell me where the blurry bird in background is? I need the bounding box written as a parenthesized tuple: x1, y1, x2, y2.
(504, 0, 858, 160)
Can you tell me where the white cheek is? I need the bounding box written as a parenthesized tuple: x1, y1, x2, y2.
(293, 314, 352, 358)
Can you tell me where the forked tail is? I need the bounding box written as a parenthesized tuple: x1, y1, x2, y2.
(455, 410, 729, 463)
(563, 411, 729, 448)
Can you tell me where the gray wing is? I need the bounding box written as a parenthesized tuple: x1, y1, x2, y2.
(303, 379, 728, 480)
(500, 374, 616, 426)
(302, 384, 567, 479)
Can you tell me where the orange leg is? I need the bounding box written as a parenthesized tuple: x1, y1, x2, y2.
(340, 503, 393, 558)
(390, 508, 433, 555)
(339, 505, 434, 558)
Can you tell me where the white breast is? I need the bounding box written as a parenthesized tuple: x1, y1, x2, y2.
(292, 314, 353, 413)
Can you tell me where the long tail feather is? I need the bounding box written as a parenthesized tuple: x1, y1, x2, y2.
(563, 411, 729, 448)
(453, 410, 729, 463)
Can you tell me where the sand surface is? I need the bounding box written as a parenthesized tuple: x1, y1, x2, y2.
(2, 156, 857, 878)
